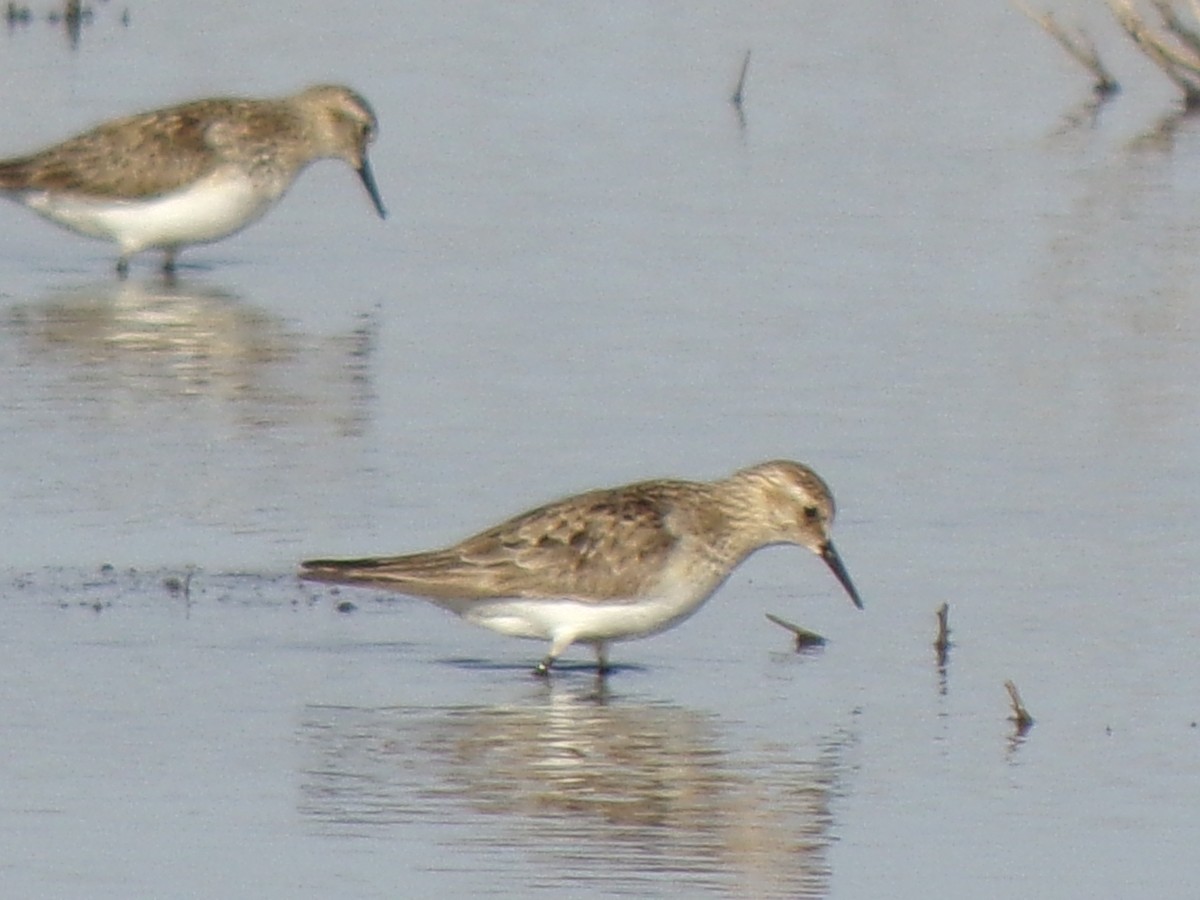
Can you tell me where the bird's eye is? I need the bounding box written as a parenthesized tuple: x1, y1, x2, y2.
(803, 506, 820, 522)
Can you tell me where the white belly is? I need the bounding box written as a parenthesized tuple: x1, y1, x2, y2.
(454, 584, 716, 646)
(22, 170, 280, 254)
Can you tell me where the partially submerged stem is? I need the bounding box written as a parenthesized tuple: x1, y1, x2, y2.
(934, 603, 951, 655)
(933, 602, 951, 672)
(1152, 0, 1200, 56)
(1015, 2, 1121, 95)
(765, 612, 826, 649)
(1005, 680, 1035, 731)
(1109, 0, 1200, 107)
(731, 49, 751, 107)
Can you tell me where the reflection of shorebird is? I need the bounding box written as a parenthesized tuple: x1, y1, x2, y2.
(7, 278, 291, 376)
(302, 460, 862, 676)
(0, 85, 386, 276)
(299, 695, 848, 897)
(6, 278, 375, 433)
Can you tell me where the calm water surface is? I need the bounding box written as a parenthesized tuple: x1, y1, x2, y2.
(2, 2, 1199, 897)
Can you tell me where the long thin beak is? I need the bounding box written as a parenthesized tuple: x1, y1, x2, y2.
(356, 155, 387, 219)
(820, 540, 863, 609)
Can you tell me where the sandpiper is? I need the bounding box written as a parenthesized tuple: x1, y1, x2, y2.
(0, 84, 387, 276)
(301, 460, 863, 676)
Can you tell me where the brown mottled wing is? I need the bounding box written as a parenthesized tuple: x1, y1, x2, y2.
(0, 98, 287, 199)
(301, 483, 689, 602)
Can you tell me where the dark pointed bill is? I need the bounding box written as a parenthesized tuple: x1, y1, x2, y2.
(356, 156, 387, 219)
(820, 541, 863, 609)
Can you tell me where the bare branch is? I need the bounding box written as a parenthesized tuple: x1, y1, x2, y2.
(1152, 0, 1200, 57)
(1109, 0, 1200, 106)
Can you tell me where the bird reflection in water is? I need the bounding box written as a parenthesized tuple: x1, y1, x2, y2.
(299, 689, 854, 898)
(4, 278, 375, 435)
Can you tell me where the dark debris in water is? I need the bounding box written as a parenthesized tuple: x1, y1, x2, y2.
(5, 3, 32, 25)
(5, 1, 130, 48)
(7, 565, 331, 612)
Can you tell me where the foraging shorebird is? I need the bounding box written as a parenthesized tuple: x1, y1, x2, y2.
(301, 460, 863, 676)
(0, 84, 386, 275)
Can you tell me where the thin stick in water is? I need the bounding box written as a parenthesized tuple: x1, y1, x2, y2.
(934, 602, 951, 654)
(765, 612, 826, 649)
(934, 602, 951, 672)
(731, 49, 751, 107)
(1109, 0, 1200, 106)
(1005, 679, 1035, 731)
(1151, 0, 1200, 57)
(1015, 2, 1120, 96)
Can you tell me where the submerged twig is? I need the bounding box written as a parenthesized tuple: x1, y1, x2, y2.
(1015, 2, 1121, 96)
(1004, 680, 1035, 732)
(765, 612, 826, 650)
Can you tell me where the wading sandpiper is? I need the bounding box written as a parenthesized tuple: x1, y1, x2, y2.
(0, 84, 387, 276)
(301, 460, 863, 676)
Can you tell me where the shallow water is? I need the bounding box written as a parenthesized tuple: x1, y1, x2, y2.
(3, 2, 1200, 897)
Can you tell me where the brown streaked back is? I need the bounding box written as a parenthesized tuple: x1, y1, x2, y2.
(0, 95, 309, 200)
(300, 480, 710, 603)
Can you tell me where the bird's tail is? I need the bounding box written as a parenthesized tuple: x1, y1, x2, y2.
(0, 157, 34, 191)
(300, 555, 412, 584)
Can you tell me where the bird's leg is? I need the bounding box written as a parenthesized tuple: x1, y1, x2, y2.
(533, 632, 576, 678)
(115, 256, 130, 279)
(162, 248, 178, 276)
(595, 642, 611, 677)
